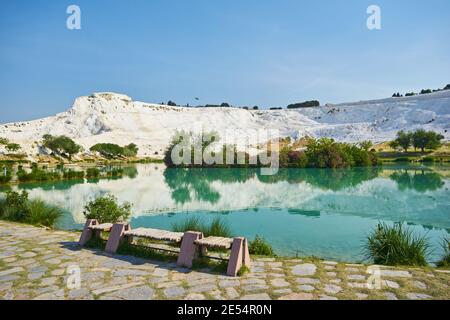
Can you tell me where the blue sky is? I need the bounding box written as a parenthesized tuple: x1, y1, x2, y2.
(1, 0, 449, 123)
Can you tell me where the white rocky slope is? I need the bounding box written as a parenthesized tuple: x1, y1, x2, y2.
(0, 91, 449, 158)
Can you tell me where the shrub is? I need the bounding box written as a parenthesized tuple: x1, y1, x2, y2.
(204, 217, 232, 238)
(5, 143, 21, 153)
(287, 100, 320, 109)
(63, 169, 85, 180)
(42, 134, 81, 160)
(86, 168, 100, 178)
(17, 167, 61, 182)
(0, 165, 12, 184)
(0, 191, 29, 221)
(90, 143, 138, 159)
(90, 143, 124, 158)
(364, 223, 430, 266)
(249, 235, 275, 256)
(172, 216, 202, 233)
(0, 191, 61, 227)
(436, 238, 449, 268)
(26, 199, 62, 227)
(83, 195, 132, 223)
(172, 216, 232, 238)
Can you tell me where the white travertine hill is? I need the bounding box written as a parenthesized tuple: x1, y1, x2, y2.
(0, 91, 449, 157)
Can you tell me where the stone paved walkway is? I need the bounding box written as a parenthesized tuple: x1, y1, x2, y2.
(0, 221, 449, 300)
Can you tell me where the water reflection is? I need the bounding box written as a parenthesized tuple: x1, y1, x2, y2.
(390, 170, 444, 192)
(1, 163, 448, 261)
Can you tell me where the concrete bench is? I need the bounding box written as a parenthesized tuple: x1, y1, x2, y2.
(177, 232, 251, 277)
(78, 219, 114, 246)
(79, 222, 251, 277)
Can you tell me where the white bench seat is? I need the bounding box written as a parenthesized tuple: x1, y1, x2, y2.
(125, 228, 184, 242)
(195, 236, 234, 249)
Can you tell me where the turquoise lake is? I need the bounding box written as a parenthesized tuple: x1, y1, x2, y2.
(1, 164, 449, 262)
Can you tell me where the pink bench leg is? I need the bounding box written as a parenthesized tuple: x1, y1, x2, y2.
(242, 238, 251, 268)
(105, 223, 131, 254)
(227, 237, 251, 277)
(79, 219, 98, 246)
(177, 231, 203, 268)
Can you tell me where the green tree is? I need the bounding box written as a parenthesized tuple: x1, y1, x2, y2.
(90, 143, 124, 159)
(42, 135, 81, 160)
(123, 143, 139, 157)
(395, 131, 412, 152)
(83, 195, 132, 224)
(0, 137, 9, 145)
(5, 143, 21, 153)
(359, 141, 373, 151)
(412, 130, 444, 152)
(388, 140, 400, 150)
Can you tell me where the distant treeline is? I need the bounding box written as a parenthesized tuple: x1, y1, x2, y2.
(392, 83, 450, 98)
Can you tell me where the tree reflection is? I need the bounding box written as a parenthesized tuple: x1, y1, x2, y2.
(390, 170, 444, 193)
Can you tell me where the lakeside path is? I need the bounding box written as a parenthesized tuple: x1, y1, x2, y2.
(0, 221, 449, 300)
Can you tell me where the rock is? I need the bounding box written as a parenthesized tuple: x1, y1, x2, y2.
(324, 284, 342, 294)
(326, 272, 337, 277)
(20, 252, 37, 258)
(152, 268, 169, 277)
(40, 277, 58, 286)
(330, 279, 342, 284)
(278, 293, 313, 300)
(113, 269, 148, 277)
(412, 281, 427, 290)
(184, 293, 206, 300)
(107, 286, 154, 300)
(270, 278, 290, 288)
(156, 281, 182, 289)
(242, 278, 266, 285)
(382, 280, 400, 289)
(355, 293, 368, 299)
(51, 269, 65, 276)
(273, 289, 292, 295)
(384, 292, 398, 300)
(348, 282, 366, 289)
(267, 262, 283, 268)
(380, 270, 412, 278)
(92, 282, 144, 295)
(219, 280, 240, 288)
(319, 295, 338, 300)
(28, 272, 45, 280)
(241, 293, 271, 300)
(164, 286, 185, 299)
(225, 287, 239, 299)
(45, 258, 61, 265)
(242, 284, 269, 292)
(298, 285, 315, 292)
(296, 278, 320, 284)
(33, 289, 65, 300)
(0, 267, 24, 277)
(68, 288, 91, 300)
(189, 284, 218, 293)
(348, 274, 365, 281)
(291, 263, 317, 276)
(406, 293, 432, 300)
(323, 261, 338, 265)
